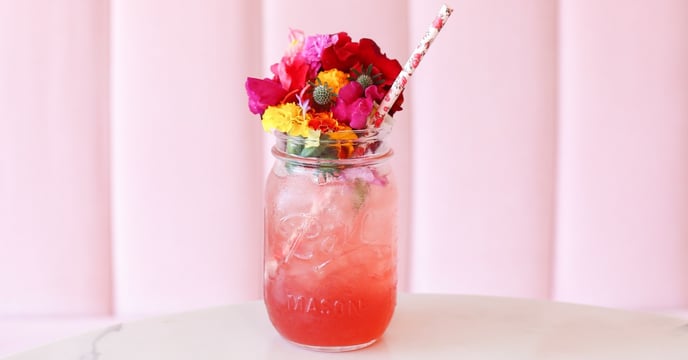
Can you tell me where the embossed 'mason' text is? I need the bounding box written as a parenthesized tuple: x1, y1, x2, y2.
(286, 294, 363, 316)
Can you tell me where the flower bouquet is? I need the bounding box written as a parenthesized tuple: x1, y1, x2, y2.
(246, 4, 452, 352)
(245, 30, 404, 160)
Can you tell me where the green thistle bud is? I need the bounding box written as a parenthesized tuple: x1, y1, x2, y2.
(350, 63, 384, 91)
(357, 74, 374, 89)
(312, 84, 334, 105)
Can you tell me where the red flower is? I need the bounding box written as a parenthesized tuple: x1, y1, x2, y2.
(271, 54, 309, 93)
(245, 77, 287, 115)
(322, 34, 404, 115)
(320, 32, 359, 72)
(357, 38, 401, 88)
(357, 39, 404, 115)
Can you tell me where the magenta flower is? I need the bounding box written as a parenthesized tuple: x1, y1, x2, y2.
(245, 77, 287, 115)
(332, 82, 384, 129)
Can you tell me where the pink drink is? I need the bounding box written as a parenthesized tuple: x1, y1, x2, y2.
(264, 142, 397, 351)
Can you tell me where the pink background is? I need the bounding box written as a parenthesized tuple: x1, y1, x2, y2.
(2, 0, 688, 355)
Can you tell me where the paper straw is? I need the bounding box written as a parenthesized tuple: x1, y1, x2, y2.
(372, 3, 453, 127)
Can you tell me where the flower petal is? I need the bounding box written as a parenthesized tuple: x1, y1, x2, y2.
(245, 77, 287, 115)
(348, 98, 373, 129)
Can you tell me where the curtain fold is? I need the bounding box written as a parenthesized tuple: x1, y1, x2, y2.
(0, 0, 111, 315)
(410, 0, 557, 299)
(111, 0, 264, 314)
(555, 0, 688, 309)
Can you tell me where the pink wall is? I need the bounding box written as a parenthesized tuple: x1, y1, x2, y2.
(410, 0, 557, 299)
(0, 0, 111, 315)
(2, 0, 688, 320)
(111, 0, 265, 314)
(555, 0, 688, 309)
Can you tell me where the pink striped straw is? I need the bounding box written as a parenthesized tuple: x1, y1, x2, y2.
(372, 3, 453, 127)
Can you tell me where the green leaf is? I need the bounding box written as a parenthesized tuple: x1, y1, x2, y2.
(286, 139, 303, 155)
(300, 144, 325, 157)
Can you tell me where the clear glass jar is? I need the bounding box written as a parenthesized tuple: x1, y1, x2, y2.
(263, 129, 398, 352)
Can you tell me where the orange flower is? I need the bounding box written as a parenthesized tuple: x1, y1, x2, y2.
(327, 126, 358, 159)
(308, 111, 339, 132)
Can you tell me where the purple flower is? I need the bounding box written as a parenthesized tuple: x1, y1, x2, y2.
(301, 34, 338, 77)
(245, 77, 287, 115)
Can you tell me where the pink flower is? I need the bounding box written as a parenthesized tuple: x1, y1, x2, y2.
(245, 77, 287, 115)
(285, 29, 305, 57)
(332, 82, 384, 129)
(342, 167, 388, 186)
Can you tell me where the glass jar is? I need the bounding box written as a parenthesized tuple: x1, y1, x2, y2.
(263, 129, 398, 352)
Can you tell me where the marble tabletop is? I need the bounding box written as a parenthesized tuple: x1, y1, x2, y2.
(4, 294, 688, 359)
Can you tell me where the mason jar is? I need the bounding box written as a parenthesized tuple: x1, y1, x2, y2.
(263, 128, 398, 352)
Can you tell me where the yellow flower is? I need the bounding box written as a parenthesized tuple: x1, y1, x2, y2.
(316, 69, 349, 94)
(261, 102, 310, 138)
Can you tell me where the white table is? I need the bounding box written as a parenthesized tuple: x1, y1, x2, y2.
(4, 294, 688, 359)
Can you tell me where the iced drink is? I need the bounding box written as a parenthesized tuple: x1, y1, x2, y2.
(264, 154, 397, 350)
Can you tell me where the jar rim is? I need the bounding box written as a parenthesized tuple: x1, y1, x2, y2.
(271, 128, 393, 166)
(271, 126, 391, 144)
(271, 146, 393, 166)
